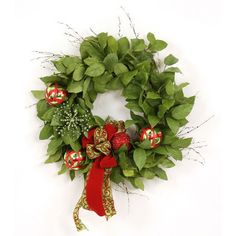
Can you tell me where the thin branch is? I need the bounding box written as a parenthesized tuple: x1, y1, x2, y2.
(118, 17, 122, 37)
(121, 6, 139, 38)
(178, 115, 215, 136)
(89, 28, 97, 36)
(183, 140, 206, 165)
(25, 102, 37, 109)
(58, 21, 84, 41)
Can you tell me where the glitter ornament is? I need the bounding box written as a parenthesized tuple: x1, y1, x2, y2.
(111, 132, 131, 150)
(64, 150, 85, 170)
(140, 127, 163, 148)
(45, 83, 67, 106)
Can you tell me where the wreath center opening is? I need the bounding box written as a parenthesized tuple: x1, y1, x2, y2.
(92, 90, 130, 121)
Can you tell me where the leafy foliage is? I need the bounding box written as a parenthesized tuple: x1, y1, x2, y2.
(32, 32, 195, 188)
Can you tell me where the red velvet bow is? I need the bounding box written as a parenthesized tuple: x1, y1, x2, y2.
(81, 124, 117, 216)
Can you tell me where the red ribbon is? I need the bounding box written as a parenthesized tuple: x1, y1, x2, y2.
(82, 124, 117, 217)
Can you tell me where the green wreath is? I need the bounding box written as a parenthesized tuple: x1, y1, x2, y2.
(32, 32, 195, 230)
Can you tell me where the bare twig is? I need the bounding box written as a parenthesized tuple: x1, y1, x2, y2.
(183, 139, 206, 165)
(58, 21, 84, 42)
(25, 102, 37, 109)
(121, 6, 139, 38)
(118, 17, 122, 37)
(90, 28, 97, 36)
(178, 115, 215, 136)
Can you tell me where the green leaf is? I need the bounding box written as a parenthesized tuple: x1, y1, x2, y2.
(52, 60, 66, 73)
(39, 124, 53, 140)
(160, 158, 175, 168)
(147, 32, 156, 44)
(158, 99, 175, 118)
(144, 155, 159, 168)
(155, 167, 168, 180)
(47, 138, 63, 155)
(118, 37, 130, 55)
(80, 40, 103, 60)
(97, 32, 108, 49)
(166, 117, 179, 134)
(146, 91, 161, 99)
(165, 67, 182, 73)
(138, 139, 152, 149)
(171, 138, 192, 148)
(40, 75, 63, 84)
(37, 100, 49, 119)
(111, 167, 124, 184)
(82, 78, 91, 97)
(122, 84, 142, 99)
(58, 164, 69, 175)
(106, 77, 123, 90)
(154, 146, 168, 155)
(62, 132, 77, 145)
(171, 104, 194, 119)
(85, 63, 105, 77)
(164, 54, 179, 65)
(120, 70, 137, 86)
(134, 178, 144, 190)
(114, 63, 128, 75)
(45, 149, 62, 163)
(73, 64, 85, 81)
(148, 115, 160, 127)
(133, 148, 147, 171)
(140, 169, 156, 179)
(94, 115, 105, 126)
(125, 102, 143, 112)
(69, 170, 75, 181)
(58, 163, 67, 175)
(70, 142, 81, 152)
(117, 144, 128, 154)
(103, 53, 118, 72)
(123, 169, 135, 177)
(84, 57, 100, 66)
(67, 80, 84, 93)
(62, 56, 81, 74)
(149, 39, 167, 52)
(162, 135, 178, 145)
(131, 39, 146, 52)
(175, 82, 189, 91)
(166, 146, 183, 160)
(31, 90, 45, 100)
(107, 36, 118, 53)
(41, 107, 56, 121)
(165, 80, 174, 96)
(125, 120, 137, 128)
(118, 152, 131, 169)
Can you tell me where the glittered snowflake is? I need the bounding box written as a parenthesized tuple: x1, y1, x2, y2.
(52, 101, 93, 140)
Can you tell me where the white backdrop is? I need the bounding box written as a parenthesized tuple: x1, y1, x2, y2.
(2, 0, 236, 235)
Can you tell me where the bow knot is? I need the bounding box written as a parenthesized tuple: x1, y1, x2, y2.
(86, 127, 112, 159)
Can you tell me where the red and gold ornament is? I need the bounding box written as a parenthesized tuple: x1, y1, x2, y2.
(111, 132, 131, 150)
(45, 83, 67, 106)
(64, 150, 85, 170)
(140, 127, 163, 148)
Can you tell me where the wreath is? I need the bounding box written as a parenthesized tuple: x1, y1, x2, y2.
(32, 31, 195, 231)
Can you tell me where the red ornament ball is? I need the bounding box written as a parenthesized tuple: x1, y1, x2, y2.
(45, 83, 67, 106)
(64, 150, 85, 170)
(140, 127, 163, 148)
(111, 132, 131, 151)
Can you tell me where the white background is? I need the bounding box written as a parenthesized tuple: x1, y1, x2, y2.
(1, 0, 236, 235)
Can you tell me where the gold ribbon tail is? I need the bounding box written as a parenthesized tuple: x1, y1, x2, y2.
(73, 196, 88, 231)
